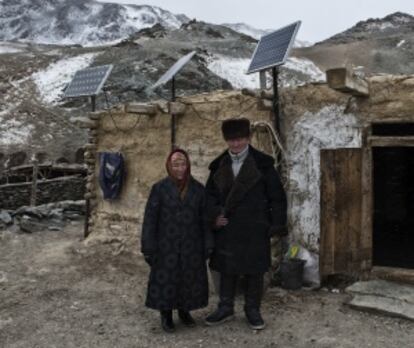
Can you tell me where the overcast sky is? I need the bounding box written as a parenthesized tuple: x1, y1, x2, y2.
(97, 0, 413, 42)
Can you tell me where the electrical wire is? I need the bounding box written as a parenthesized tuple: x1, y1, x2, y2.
(103, 90, 142, 132)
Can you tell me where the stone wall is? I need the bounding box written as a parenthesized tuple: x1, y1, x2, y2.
(0, 176, 85, 210)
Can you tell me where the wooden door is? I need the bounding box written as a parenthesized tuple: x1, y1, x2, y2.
(320, 148, 371, 277)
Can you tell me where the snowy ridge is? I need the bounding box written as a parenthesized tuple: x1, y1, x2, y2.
(0, 0, 189, 46)
(207, 55, 325, 89)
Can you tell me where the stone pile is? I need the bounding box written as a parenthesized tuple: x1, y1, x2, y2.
(0, 200, 85, 233)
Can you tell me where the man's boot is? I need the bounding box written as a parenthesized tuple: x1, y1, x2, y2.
(160, 310, 175, 333)
(244, 274, 265, 330)
(205, 274, 237, 326)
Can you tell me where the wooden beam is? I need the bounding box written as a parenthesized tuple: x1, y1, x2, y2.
(371, 267, 414, 286)
(126, 103, 157, 115)
(326, 68, 369, 97)
(69, 116, 98, 129)
(241, 88, 260, 98)
(30, 160, 39, 206)
(368, 136, 414, 147)
(169, 102, 186, 115)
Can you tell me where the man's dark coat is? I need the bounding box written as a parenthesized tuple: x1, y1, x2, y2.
(206, 145, 287, 275)
(141, 177, 212, 311)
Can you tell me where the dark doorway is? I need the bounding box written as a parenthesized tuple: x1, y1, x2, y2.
(373, 147, 414, 269)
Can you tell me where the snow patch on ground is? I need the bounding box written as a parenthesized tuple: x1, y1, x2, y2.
(397, 39, 406, 47)
(207, 55, 325, 89)
(0, 42, 24, 54)
(366, 22, 395, 31)
(0, 114, 34, 146)
(207, 55, 259, 89)
(32, 53, 99, 104)
(121, 5, 156, 30)
(286, 105, 361, 250)
(285, 57, 326, 83)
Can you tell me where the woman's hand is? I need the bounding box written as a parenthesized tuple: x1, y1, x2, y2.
(215, 214, 229, 228)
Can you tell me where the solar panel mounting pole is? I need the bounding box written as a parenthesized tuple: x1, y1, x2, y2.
(150, 51, 196, 151)
(272, 67, 280, 135)
(171, 77, 176, 150)
(91, 96, 96, 112)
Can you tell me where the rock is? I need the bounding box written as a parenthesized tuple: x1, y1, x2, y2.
(14, 206, 48, 219)
(0, 210, 13, 225)
(70, 116, 98, 129)
(346, 280, 414, 321)
(48, 225, 62, 231)
(19, 217, 47, 233)
(59, 200, 86, 213)
(48, 208, 64, 220)
(64, 212, 83, 220)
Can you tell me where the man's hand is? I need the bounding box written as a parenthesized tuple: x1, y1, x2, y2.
(215, 214, 229, 228)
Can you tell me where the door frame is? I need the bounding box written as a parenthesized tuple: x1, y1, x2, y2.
(367, 132, 414, 272)
(319, 123, 414, 279)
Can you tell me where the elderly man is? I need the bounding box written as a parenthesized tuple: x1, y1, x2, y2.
(205, 118, 287, 330)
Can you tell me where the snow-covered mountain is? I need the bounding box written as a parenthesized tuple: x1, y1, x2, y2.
(0, 0, 190, 46)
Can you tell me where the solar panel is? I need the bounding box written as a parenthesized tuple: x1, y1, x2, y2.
(247, 21, 301, 74)
(151, 51, 196, 89)
(64, 64, 113, 98)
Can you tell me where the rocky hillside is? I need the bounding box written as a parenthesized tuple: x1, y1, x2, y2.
(294, 12, 414, 75)
(0, 2, 413, 171)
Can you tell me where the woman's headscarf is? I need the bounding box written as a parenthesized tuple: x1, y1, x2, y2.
(165, 148, 191, 196)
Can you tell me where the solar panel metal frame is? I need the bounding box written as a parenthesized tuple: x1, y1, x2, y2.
(151, 51, 196, 90)
(246, 21, 301, 74)
(64, 64, 113, 98)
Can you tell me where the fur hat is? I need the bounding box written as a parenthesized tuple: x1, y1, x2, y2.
(221, 118, 251, 140)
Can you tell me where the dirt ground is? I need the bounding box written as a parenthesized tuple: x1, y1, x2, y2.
(0, 222, 412, 348)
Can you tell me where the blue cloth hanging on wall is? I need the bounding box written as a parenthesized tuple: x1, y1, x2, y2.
(99, 152, 125, 200)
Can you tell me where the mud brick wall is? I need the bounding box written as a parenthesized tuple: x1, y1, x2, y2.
(85, 76, 414, 253)
(85, 91, 274, 248)
(0, 176, 85, 210)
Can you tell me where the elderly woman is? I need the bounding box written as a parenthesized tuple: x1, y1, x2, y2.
(141, 149, 213, 333)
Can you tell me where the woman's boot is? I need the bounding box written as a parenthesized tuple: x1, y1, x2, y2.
(160, 310, 175, 333)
